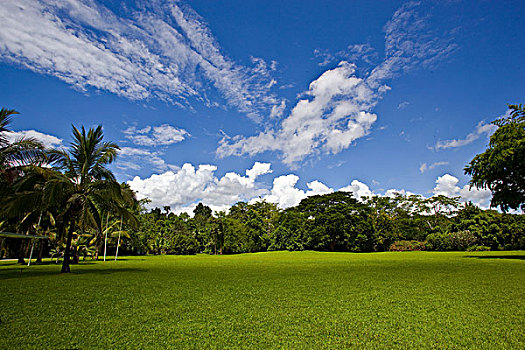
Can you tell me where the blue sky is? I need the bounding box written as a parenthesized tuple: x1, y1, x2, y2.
(1, 0, 524, 213)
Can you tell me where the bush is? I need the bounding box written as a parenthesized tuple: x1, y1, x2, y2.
(426, 233, 451, 251)
(389, 240, 426, 252)
(466, 245, 491, 252)
(426, 230, 477, 251)
(170, 233, 199, 255)
(449, 230, 477, 250)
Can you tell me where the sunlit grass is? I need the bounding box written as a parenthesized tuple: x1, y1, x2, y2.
(1, 251, 524, 349)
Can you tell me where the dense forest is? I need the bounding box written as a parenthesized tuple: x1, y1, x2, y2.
(123, 193, 525, 256)
(1, 104, 524, 272)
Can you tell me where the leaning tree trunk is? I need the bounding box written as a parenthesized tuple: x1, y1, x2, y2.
(61, 223, 75, 273)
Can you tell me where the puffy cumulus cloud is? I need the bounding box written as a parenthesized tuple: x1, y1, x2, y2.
(245, 161, 272, 178)
(419, 161, 448, 173)
(127, 164, 493, 214)
(433, 174, 461, 197)
(127, 162, 272, 213)
(262, 175, 333, 209)
(0, 0, 278, 120)
(218, 2, 456, 167)
(433, 174, 492, 208)
(337, 175, 490, 209)
(339, 180, 373, 199)
(384, 188, 416, 198)
(218, 62, 378, 166)
(123, 124, 189, 146)
(4, 130, 63, 148)
(435, 121, 496, 150)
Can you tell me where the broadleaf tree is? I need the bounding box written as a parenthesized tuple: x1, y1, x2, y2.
(465, 104, 525, 211)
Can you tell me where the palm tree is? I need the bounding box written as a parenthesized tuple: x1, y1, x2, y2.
(0, 107, 49, 263)
(47, 125, 126, 273)
(2, 123, 138, 272)
(0, 108, 47, 183)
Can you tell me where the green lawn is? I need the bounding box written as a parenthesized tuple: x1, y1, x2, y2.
(1, 251, 524, 349)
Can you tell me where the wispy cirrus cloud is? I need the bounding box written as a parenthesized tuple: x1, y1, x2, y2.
(419, 161, 448, 173)
(367, 1, 457, 88)
(314, 43, 379, 68)
(218, 1, 457, 167)
(118, 146, 178, 172)
(123, 124, 189, 147)
(435, 121, 496, 150)
(0, 0, 280, 121)
(397, 101, 410, 110)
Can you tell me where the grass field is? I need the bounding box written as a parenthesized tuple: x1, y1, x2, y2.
(1, 251, 524, 349)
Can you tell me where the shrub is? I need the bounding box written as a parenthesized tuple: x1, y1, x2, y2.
(389, 240, 426, 252)
(426, 232, 451, 251)
(466, 245, 491, 252)
(426, 230, 477, 251)
(449, 230, 477, 250)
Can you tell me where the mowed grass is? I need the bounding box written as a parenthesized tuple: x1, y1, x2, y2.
(1, 251, 524, 349)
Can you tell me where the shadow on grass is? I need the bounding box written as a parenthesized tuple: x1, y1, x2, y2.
(0, 266, 146, 280)
(465, 255, 525, 260)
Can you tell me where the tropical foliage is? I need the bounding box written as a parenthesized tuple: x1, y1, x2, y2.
(465, 103, 525, 211)
(123, 193, 524, 256)
(0, 110, 138, 272)
(0, 104, 524, 268)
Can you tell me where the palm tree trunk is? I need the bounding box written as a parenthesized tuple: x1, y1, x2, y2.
(36, 241, 43, 263)
(94, 231, 103, 260)
(17, 240, 26, 264)
(61, 223, 75, 273)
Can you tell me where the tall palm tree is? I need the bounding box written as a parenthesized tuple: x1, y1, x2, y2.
(2, 124, 137, 272)
(48, 125, 125, 273)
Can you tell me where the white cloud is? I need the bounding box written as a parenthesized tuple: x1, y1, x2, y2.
(314, 43, 378, 68)
(218, 61, 378, 166)
(313, 48, 335, 67)
(419, 161, 448, 173)
(270, 100, 286, 119)
(245, 161, 272, 178)
(339, 180, 373, 199)
(435, 121, 497, 150)
(118, 146, 177, 172)
(0, 0, 277, 120)
(397, 101, 410, 110)
(4, 130, 63, 148)
(384, 188, 415, 198)
(262, 175, 333, 209)
(367, 1, 457, 88)
(123, 124, 189, 146)
(433, 174, 492, 208)
(127, 162, 272, 213)
(126, 161, 493, 213)
(218, 1, 456, 167)
(337, 174, 491, 209)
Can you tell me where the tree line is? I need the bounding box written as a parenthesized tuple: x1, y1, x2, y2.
(120, 192, 524, 256)
(0, 104, 524, 271)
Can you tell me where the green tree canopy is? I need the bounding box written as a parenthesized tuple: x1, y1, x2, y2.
(465, 104, 525, 211)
